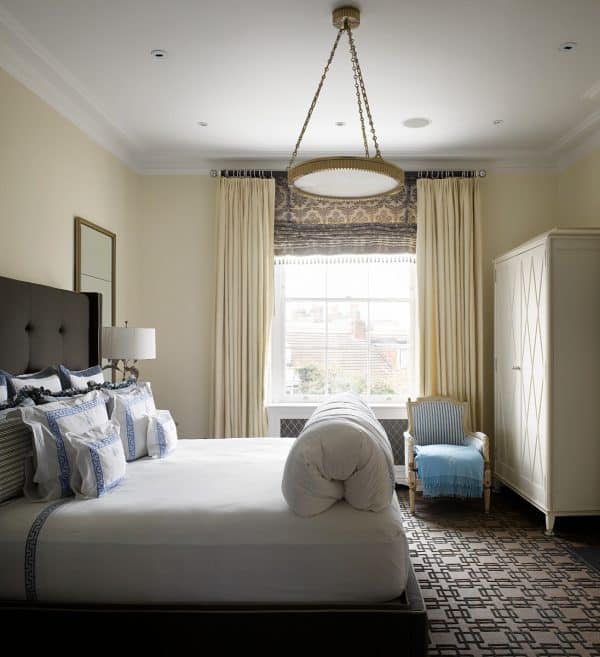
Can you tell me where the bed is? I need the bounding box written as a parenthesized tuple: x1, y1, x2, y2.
(0, 275, 428, 655)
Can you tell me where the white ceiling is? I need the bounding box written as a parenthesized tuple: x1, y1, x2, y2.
(1, 0, 599, 171)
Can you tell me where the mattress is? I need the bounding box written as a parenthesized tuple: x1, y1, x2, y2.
(0, 438, 409, 604)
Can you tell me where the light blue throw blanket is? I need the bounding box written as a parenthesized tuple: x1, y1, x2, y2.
(415, 444, 483, 498)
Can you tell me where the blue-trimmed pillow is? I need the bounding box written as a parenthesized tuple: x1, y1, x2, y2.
(59, 364, 104, 391)
(147, 410, 178, 458)
(0, 374, 7, 403)
(19, 390, 109, 500)
(0, 367, 62, 397)
(65, 420, 126, 498)
(110, 382, 156, 461)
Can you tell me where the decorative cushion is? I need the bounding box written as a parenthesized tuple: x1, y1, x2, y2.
(65, 420, 126, 498)
(411, 400, 467, 446)
(110, 382, 156, 461)
(19, 390, 109, 500)
(146, 410, 178, 458)
(1, 367, 62, 396)
(59, 364, 104, 391)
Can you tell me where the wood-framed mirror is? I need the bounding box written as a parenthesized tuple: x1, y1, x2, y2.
(74, 216, 116, 328)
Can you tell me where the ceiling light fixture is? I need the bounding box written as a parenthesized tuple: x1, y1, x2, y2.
(150, 49, 168, 59)
(197, 121, 208, 127)
(403, 117, 431, 129)
(287, 6, 403, 200)
(493, 119, 504, 126)
(558, 42, 577, 52)
(335, 121, 347, 127)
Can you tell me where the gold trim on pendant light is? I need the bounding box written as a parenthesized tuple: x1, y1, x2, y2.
(287, 6, 404, 201)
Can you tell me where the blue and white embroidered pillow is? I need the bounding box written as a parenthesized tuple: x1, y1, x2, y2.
(59, 364, 104, 391)
(0, 374, 7, 403)
(1, 367, 62, 396)
(65, 420, 126, 498)
(20, 390, 109, 501)
(110, 382, 156, 461)
(147, 410, 178, 458)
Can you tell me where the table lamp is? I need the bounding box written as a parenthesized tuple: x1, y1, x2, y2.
(102, 322, 156, 381)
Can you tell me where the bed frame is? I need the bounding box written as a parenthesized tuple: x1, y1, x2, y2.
(0, 275, 428, 656)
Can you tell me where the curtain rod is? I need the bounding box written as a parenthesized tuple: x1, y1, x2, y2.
(210, 168, 487, 179)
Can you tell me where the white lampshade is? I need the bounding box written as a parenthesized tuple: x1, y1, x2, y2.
(102, 327, 156, 360)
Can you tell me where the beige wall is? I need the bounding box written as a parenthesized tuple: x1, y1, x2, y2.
(139, 176, 217, 437)
(479, 171, 559, 432)
(558, 148, 600, 226)
(0, 67, 142, 326)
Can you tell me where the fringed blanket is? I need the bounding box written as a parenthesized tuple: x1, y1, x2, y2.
(415, 444, 483, 498)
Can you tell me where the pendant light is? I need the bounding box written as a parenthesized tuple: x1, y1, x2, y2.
(287, 6, 403, 201)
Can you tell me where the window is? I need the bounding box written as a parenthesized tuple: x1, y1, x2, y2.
(271, 254, 417, 405)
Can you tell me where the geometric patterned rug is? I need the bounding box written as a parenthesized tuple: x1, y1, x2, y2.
(395, 488, 600, 657)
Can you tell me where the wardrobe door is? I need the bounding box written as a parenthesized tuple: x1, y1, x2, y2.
(494, 254, 522, 487)
(518, 243, 548, 506)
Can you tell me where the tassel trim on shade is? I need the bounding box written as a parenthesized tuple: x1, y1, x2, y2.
(419, 475, 483, 499)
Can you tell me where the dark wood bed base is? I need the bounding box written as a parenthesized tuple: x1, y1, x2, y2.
(0, 276, 429, 656)
(0, 563, 428, 656)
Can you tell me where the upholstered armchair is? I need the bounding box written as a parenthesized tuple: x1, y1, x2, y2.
(404, 397, 491, 514)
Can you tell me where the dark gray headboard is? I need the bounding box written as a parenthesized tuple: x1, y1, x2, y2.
(0, 276, 101, 375)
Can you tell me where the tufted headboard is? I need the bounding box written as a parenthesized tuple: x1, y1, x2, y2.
(0, 275, 101, 375)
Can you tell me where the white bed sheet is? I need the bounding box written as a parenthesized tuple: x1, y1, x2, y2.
(0, 438, 409, 604)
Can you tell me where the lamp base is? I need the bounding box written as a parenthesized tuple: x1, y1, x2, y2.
(102, 359, 139, 383)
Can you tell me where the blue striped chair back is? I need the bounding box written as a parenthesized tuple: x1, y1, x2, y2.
(411, 400, 466, 446)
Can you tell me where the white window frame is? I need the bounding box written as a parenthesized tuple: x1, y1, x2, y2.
(270, 254, 417, 407)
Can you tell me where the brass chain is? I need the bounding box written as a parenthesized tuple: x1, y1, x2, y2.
(346, 23, 382, 158)
(348, 23, 369, 158)
(287, 27, 345, 170)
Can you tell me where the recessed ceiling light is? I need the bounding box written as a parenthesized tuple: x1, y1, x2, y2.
(493, 119, 504, 125)
(335, 121, 346, 127)
(197, 121, 208, 127)
(403, 117, 431, 129)
(150, 49, 168, 59)
(558, 42, 577, 52)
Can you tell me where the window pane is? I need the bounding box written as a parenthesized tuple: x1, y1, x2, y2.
(284, 262, 326, 298)
(285, 301, 326, 396)
(369, 260, 413, 299)
(327, 301, 368, 394)
(327, 261, 369, 298)
(368, 301, 410, 398)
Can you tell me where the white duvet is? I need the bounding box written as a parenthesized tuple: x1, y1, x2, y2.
(0, 438, 409, 604)
(282, 394, 396, 517)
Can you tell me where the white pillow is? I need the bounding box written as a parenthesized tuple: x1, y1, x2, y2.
(65, 420, 126, 498)
(12, 372, 62, 394)
(59, 364, 104, 390)
(0, 374, 7, 402)
(147, 410, 178, 458)
(110, 382, 156, 461)
(20, 390, 109, 500)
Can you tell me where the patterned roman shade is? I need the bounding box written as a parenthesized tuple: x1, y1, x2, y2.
(274, 172, 417, 256)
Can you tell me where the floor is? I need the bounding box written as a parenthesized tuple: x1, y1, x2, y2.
(395, 486, 600, 657)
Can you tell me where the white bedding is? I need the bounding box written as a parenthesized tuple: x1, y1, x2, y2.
(0, 438, 409, 604)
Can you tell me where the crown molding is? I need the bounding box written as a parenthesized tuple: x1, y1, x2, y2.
(0, 3, 140, 171)
(0, 1, 599, 176)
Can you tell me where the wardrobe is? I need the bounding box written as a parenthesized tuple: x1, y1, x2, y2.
(494, 228, 600, 533)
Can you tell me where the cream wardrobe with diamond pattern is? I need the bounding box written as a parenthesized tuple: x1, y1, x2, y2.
(494, 229, 600, 534)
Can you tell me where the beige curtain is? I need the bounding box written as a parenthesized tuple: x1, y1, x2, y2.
(212, 178, 275, 437)
(416, 178, 483, 427)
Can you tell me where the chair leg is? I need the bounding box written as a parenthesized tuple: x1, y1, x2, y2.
(483, 466, 491, 513)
